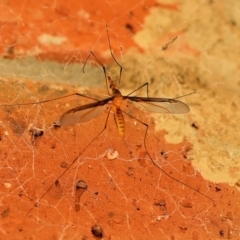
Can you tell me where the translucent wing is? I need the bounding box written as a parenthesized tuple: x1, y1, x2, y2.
(126, 96, 189, 114)
(60, 97, 113, 126)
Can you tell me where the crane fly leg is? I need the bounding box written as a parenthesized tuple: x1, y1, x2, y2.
(82, 26, 123, 94)
(122, 110, 214, 202)
(26, 107, 112, 215)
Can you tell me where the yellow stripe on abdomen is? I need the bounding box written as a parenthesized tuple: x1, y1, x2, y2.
(113, 106, 125, 138)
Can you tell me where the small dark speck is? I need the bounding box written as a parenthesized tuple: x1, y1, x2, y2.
(76, 180, 88, 190)
(191, 123, 199, 129)
(129, 11, 134, 17)
(136, 143, 142, 148)
(219, 230, 224, 236)
(215, 186, 221, 192)
(155, 199, 166, 207)
(38, 85, 50, 94)
(231, 20, 236, 26)
(51, 143, 56, 149)
(30, 127, 44, 137)
(108, 212, 114, 217)
(161, 151, 167, 158)
(179, 225, 188, 231)
(18, 190, 23, 197)
(1, 208, 10, 218)
(125, 23, 135, 34)
(53, 122, 61, 128)
(7, 46, 14, 54)
(60, 161, 68, 168)
(235, 180, 240, 187)
(126, 167, 133, 176)
(91, 225, 103, 238)
(55, 180, 61, 187)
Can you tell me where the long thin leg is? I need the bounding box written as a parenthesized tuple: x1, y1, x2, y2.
(26, 106, 112, 216)
(173, 91, 197, 100)
(126, 82, 149, 97)
(1, 93, 103, 107)
(122, 110, 214, 202)
(126, 83, 196, 100)
(82, 26, 123, 93)
(82, 51, 110, 95)
(106, 25, 122, 86)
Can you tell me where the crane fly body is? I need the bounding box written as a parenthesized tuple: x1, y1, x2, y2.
(59, 75, 126, 138)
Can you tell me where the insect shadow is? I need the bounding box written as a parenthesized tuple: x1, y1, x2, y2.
(2, 26, 214, 215)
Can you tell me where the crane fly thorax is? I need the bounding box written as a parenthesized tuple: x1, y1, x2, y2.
(112, 89, 123, 108)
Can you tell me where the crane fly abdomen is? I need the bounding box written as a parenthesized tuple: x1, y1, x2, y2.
(113, 106, 125, 138)
(111, 88, 125, 137)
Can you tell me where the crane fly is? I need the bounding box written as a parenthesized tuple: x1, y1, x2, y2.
(2, 26, 213, 215)
(59, 75, 190, 137)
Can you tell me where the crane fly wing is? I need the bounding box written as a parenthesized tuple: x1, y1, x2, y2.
(127, 96, 190, 114)
(60, 97, 113, 126)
